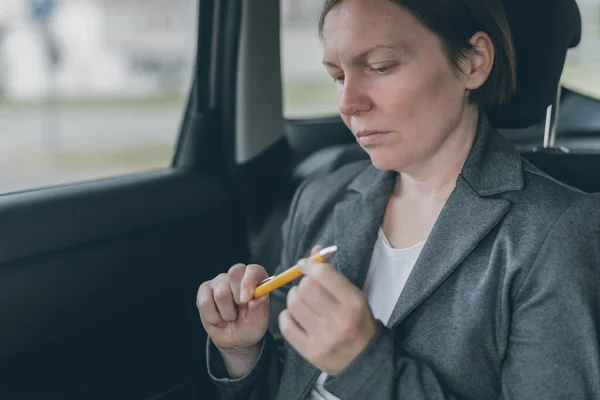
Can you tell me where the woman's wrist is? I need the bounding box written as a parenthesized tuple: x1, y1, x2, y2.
(218, 343, 262, 378)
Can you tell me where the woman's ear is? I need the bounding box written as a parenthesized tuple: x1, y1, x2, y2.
(463, 31, 495, 91)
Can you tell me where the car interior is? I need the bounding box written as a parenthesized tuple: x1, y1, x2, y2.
(0, 0, 598, 399)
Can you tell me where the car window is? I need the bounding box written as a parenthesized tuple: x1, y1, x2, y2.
(281, 0, 337, 119)
(0, 0, 197, 194)
(559, 0, 599, 98)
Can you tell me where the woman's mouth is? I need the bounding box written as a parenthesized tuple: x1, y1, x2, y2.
(356, 131, 390, 145)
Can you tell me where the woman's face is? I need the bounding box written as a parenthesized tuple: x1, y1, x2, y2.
(322, 0, 476, 172)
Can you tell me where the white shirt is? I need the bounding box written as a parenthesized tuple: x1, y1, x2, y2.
(308, 228, 426, 400)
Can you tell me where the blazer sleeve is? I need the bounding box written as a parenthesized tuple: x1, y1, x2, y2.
(499, 194, 600, 399)
(321, 194, 600, 400)
(205, 177, 314, 400)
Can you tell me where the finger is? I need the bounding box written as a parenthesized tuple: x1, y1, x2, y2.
(310, 245, 324, 257)
(212, 273, 238, 322)
(241, 264, 269, 302)
(227, 263, 247, 305)
(248, 292, 269, 311)
(286, 286, 321, 333)
(296, 275, 338, 313)
(298, 259, 354, 300)
(197, 281, 224, 326)
(279, 309, 308, 350)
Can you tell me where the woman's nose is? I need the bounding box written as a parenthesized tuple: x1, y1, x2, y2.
(338, 79, 371, 116)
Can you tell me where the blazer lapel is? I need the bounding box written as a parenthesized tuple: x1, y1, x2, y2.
(277, 166, 396, 400)
(386, 176, 511, 328)
(387, 114, 524, 328)
(333, 168, 396, 289)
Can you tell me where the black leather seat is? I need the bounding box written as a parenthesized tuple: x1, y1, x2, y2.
(492, 0, 600, 193)
(486, 0, 581, 129)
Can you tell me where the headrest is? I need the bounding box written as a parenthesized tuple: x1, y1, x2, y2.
(485, 0, 581, 129)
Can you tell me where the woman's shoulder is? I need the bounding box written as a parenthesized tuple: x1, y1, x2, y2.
(504, 157, 600, 234)
(286, 159, 375, 232)
(296, 159, 374, 202)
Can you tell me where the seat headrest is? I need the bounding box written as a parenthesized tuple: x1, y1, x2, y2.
(485, 0, 581, 129)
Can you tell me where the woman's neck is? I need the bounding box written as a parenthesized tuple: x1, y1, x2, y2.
(392, 106, 479, 202)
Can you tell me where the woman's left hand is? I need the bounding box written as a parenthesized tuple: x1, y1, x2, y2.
(279, 245, 378, 376)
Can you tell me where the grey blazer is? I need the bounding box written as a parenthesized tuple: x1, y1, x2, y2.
(207, 116, 600, 399)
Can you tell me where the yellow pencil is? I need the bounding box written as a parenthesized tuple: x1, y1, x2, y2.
(253, 245, 338, 298)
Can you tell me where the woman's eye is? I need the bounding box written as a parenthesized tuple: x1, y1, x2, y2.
(332, 76, 345, 83)
(373, 66, 391, 74)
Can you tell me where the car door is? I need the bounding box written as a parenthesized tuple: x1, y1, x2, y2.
(0, 1, 244, 399)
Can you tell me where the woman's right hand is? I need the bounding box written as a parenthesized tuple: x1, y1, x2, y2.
(197, 264, 270, 363)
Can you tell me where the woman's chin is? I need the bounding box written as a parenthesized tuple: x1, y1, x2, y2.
(366, 150, 403, 171)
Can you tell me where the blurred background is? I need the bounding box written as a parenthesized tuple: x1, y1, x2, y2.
(0, 0, 599, 194)
(0, 0, 196, 193)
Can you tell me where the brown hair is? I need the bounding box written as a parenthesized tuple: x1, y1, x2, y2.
(318, 0, 517, 106)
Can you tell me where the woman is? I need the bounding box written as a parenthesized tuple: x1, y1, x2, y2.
(197, 0, 600, 398)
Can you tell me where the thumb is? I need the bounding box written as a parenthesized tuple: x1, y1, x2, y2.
(310, 245, 324, 257)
